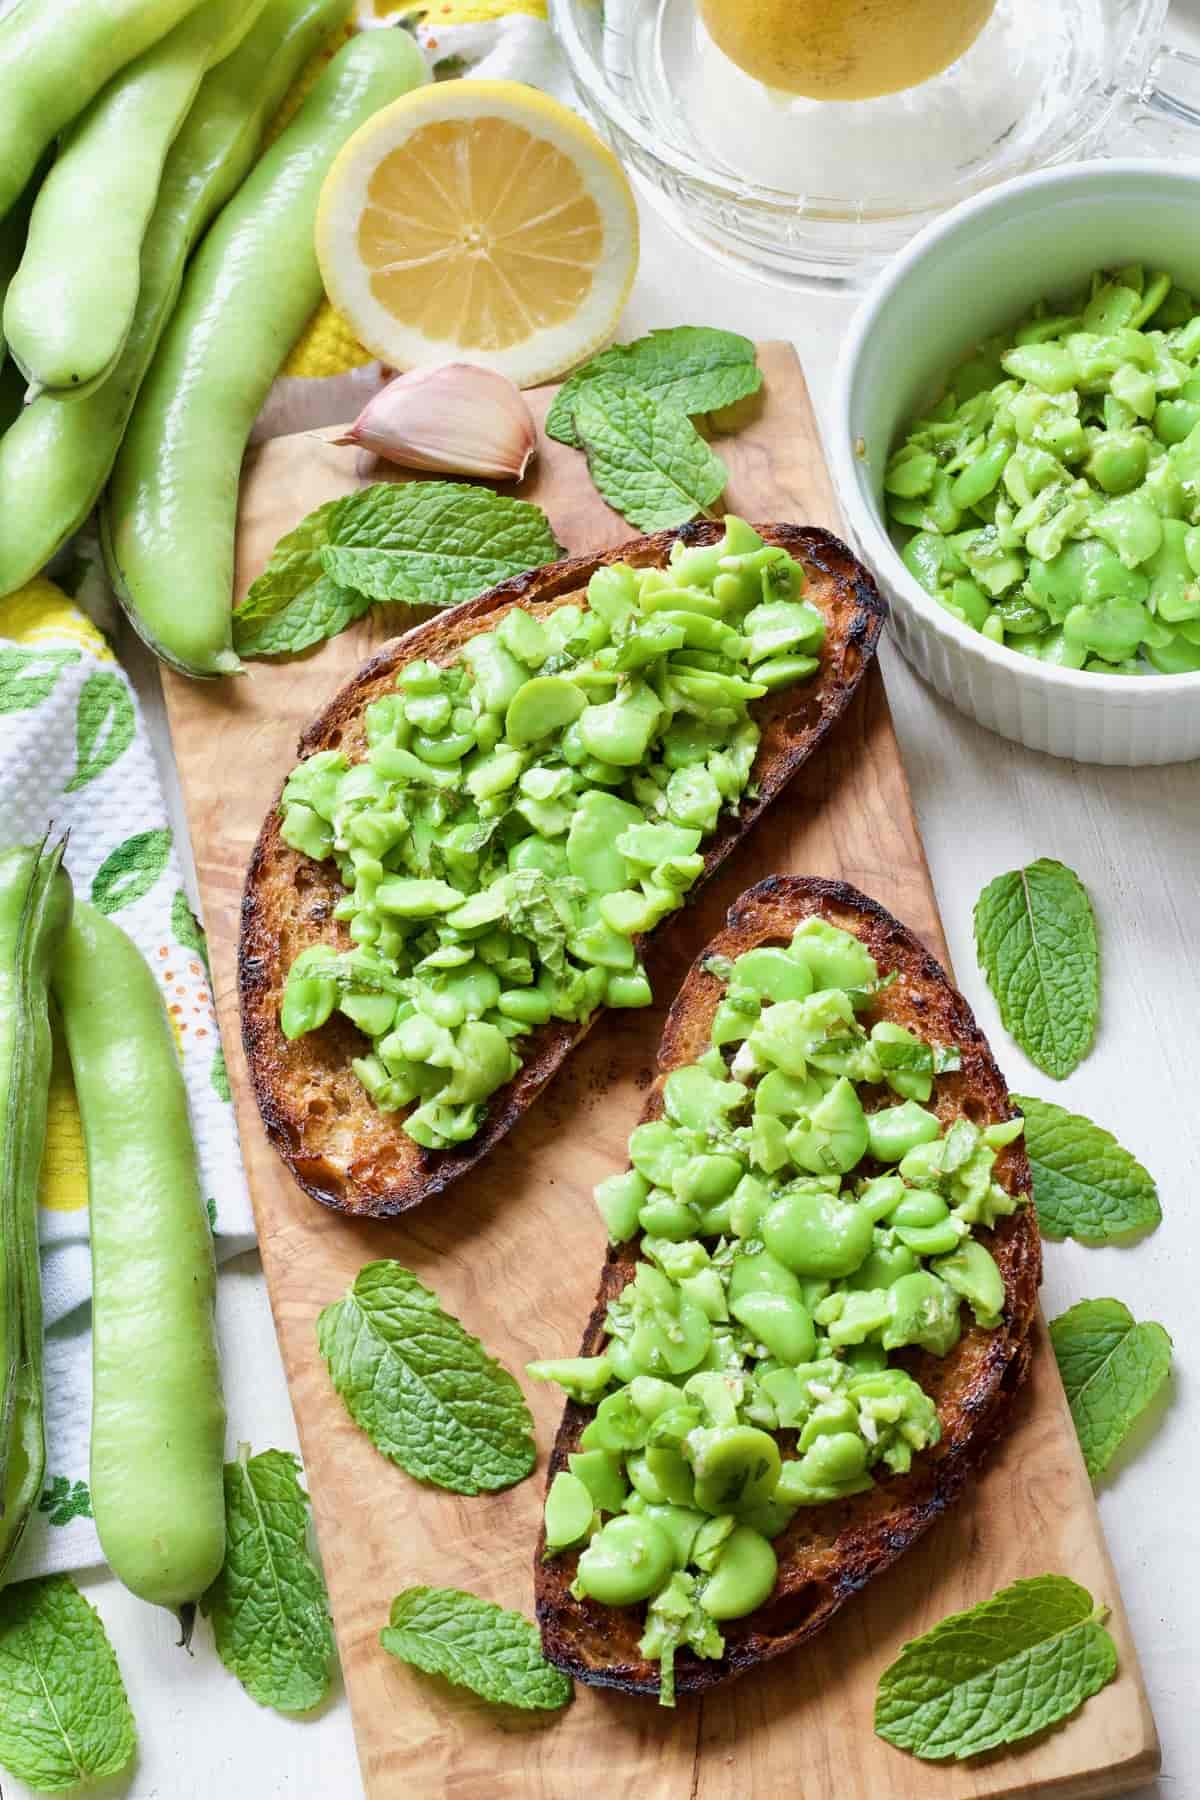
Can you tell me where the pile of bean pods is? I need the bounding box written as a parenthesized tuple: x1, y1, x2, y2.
(0, 842, 225, 1632)
(0, 0, 426, 676)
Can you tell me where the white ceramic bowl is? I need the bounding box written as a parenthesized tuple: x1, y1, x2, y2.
(830, 159, 1200, 765)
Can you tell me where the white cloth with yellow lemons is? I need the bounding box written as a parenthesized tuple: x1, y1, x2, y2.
(0, 569, 255, 1582)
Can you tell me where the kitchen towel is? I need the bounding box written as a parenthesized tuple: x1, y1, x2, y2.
(0, 560, 255, 1581)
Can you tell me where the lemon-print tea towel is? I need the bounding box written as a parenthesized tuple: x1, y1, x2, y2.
(0, 576, 255, 1581)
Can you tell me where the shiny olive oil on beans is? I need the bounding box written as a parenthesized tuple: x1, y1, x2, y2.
(887, 262, 1200, 675)
(0, 0, 354, 602)
(0, 843, 71, 1584)
(53, 903, 225, 1627)
(103, 25, 426, 678)
(528, 920, 1023, 1702)
(276, 519, 825, 1152)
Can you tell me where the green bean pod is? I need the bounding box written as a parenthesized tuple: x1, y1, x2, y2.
(0, 171, 42, 366)
(0, 841, 72, 1586)
(0, 0, 353, 601)
(0, 0, 208, 225)
(4, 0, 270, 392)
(103, 26, 428, 679)
(53, 901, 225, 1627)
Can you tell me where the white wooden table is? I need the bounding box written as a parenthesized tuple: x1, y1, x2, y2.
(29, 49, 1200, 1800)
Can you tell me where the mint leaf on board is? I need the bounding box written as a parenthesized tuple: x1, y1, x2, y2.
(235, 574, 371, 658)
(546, 326, 762, 448)
(875, 1574, 1117, 1762)
(202, 1446, 335, 1715)
(1014, 1094, 1160, 1242)
(381, 1587, 572, 1711)
(319, 481, 564, 606)
(317, 1260, 535, 1494)
(1050, 1299, 1172, 1478)
(0, 1574, 136, 1790)
(231, 494, 342, 652)
(573, 379, 729, 532)
(973, 858, 1099, 1078)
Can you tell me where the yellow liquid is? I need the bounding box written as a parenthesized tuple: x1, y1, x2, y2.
(698, 0, 998, 102)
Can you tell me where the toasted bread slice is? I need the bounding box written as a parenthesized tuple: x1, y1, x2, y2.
(239, 524, 885, 1217)
(536, 875, 1041, 1697)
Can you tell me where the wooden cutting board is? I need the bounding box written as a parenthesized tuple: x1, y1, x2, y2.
(161, 343, 1158, 1799)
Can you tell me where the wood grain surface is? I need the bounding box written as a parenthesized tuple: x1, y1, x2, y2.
(161, 344, 1158, 1799)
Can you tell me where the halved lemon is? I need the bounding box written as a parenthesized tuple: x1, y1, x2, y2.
(314, 79, 639, 388)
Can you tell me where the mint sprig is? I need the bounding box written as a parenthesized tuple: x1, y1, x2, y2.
(546, 326, 761, 448)
(202, 1446, 335, 1714)
(317, 1261, 536, 1494)
(231, 482, 563, 658)
(573, 378, 728, 532)
(0, 1575, 136, 1790)
(875, 1574, 1117, 1761)
(381, 1586, 572, 1711)
(1015, 1094, 1160, 1242)
(974, 859, 1099, 1078)
(1050, 1298, 1172, 1478)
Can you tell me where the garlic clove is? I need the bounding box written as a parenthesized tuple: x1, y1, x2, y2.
(335, 362, 537, 481)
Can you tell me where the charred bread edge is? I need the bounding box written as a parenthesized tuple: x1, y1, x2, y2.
(239, 524, 886, 1217)
(535, 873, 1041, 1697)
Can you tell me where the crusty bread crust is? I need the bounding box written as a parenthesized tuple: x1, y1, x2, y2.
(535, 875, 1041, 1696)
(239, 524, 885, 1217)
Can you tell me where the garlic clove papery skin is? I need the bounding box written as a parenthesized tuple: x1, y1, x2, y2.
(335, 363, 537, 481)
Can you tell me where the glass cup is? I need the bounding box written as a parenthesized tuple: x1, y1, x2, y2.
(550, 0, 1200, 286)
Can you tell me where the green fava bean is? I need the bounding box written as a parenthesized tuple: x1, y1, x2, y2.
(526, 1355, 612, 1403)
(628, 1121, 689, 1188)
(727, 1248, 804, 1306)
(933, 1237, 1006, 1327)
(789, 918, 878, 991)
(628, 1447, 696, 1509)
(866, 1100, 941, 1162)
(594, 1168, 649, 1242)
(891, 1189, 950, 1229)
(630, 1502, 706, 1568)
(729, 1291, 816, 1364)
(795, 1430, 869, 1488)
(729, 946, 813, 1002)
(544, 1472, 595, 1551)
(762, 1188, 874, 1279)
(699, 1524, 777, 1620)
(505, 675, 587, 746)
(629, 1298, 712, 1376)
(1090, 493, 1163, 567)
(565, 789, 641, 893)
(637, 1195, 699, 1242)
(673, 1154, 743, 1208)
(578, 682, 662, 766)
(688, 1426, 781, 1516)
(845, 1241, 920, 1291)
(664, 1063, 747, 1133)
(575, 1514, 675, 1606)
(496, 604, 549, 666)
(786, 1076, 869, 1176)
(882, 1271, 962, 1356)
(569, 1449, 628, 1514)
(754, 1069, 826, 1119)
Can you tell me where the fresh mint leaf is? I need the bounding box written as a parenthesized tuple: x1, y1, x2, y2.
(202, 1445, 335, 1714)
(319, 481, 564, 606)
(0, 1574, 136, 1790)
(231, 494, 343, 654)
(546, 327, 761, 448)
(380, 1586, 572, 1711)
(1050, 1298, 1172, 1478)
(317, 1260, 535, 1494)
(1014, 1095, 1160, 1242)
(973, 858, 1099, 1078)
(572, 379, 728, 531)
(875, 1574, 1117, 1761)
(235, 574, 370, 658)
